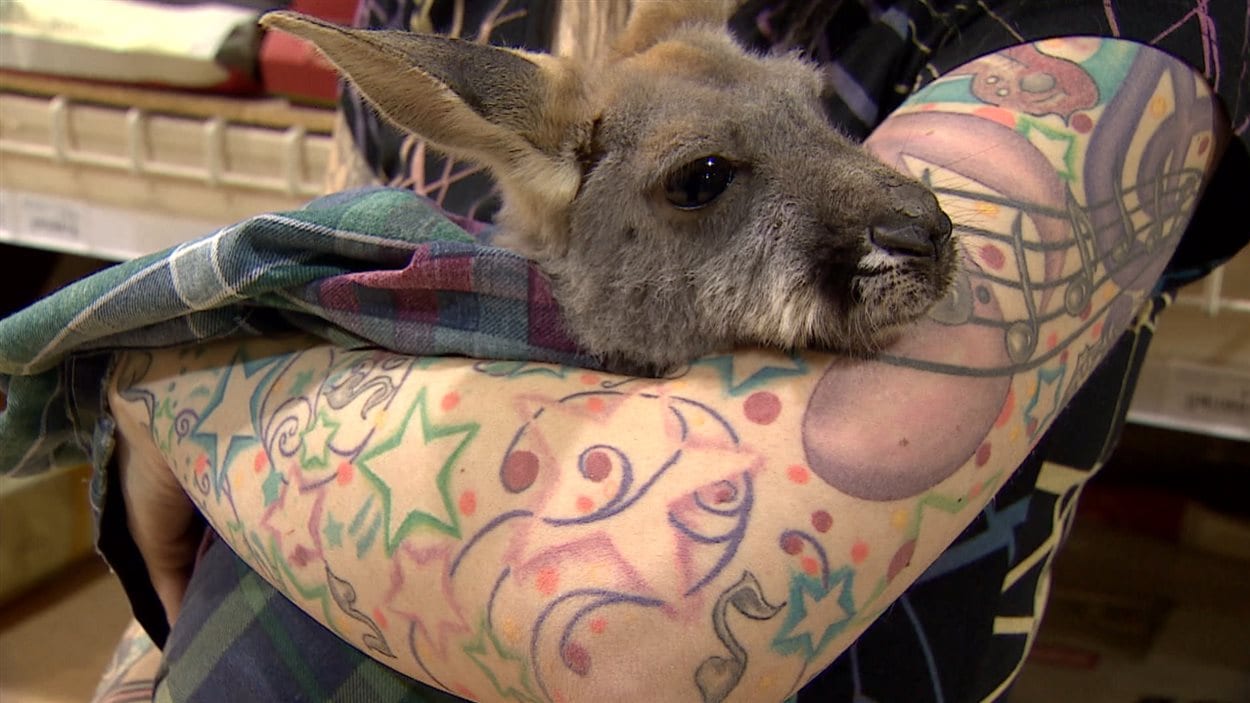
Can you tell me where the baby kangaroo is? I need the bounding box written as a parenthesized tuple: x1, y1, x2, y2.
(261, 1, 957, 375)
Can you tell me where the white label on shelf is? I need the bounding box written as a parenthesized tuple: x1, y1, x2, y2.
(1159, 360, 1250, 437)
(19, 197, 82, 241)
(0, 188, 224, 260)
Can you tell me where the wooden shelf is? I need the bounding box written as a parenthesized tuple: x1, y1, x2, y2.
(0, 89, 335, 259)
(0, 71, 337, 134)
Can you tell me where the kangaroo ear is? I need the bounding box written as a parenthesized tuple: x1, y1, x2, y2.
(259, 11, 585, 252)
(614, 0, 738, 56)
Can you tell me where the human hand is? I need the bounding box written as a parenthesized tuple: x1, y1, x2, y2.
(113, 387, 203, 626)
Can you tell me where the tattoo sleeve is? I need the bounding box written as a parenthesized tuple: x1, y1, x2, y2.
(107, 39, 1227, 703)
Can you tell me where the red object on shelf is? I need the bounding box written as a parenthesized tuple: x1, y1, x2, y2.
(259, 0, 358, 105)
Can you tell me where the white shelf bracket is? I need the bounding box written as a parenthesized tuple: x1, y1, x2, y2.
(203, 117, 227, 187)
(48, 96, 70, 164)
(282, 125, 307, 197)
(1202, 265, 1225, 317)
(125, 107, 146, 174)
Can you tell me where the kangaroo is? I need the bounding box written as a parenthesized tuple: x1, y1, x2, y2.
(261, 1, 957, 375)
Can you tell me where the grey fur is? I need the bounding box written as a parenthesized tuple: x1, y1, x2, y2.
(261, 10, 958, 376)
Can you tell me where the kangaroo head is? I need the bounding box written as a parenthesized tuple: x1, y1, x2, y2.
(261, 3, 957, 374)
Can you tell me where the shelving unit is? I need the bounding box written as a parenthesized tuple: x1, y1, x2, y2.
(1131, 253, 1250, 441)
(0, 84, 334, 261)
(0, 82, 340, 609)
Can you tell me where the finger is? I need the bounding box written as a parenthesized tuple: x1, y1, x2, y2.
(116, 427, 202, 626)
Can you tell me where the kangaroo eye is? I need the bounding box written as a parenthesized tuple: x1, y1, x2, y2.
(663, 156, 735, 210)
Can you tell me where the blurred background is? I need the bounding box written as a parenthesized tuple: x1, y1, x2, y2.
(0, 1, 1246, 701)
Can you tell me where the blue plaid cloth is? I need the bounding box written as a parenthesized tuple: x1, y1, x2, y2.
(0, 187, 596, 482)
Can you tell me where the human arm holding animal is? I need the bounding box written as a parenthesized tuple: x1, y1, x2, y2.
(111, 33, 1230, 702)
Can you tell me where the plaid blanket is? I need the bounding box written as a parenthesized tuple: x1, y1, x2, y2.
(0, 186, 625, 703)
(157, 534, 468, 702)
(0, 187, 596, 481)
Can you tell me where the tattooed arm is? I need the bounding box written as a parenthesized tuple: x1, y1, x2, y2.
(110, 39, 1228, 702)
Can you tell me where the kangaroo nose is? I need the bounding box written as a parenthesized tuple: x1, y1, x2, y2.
(868, 184, 952, 259)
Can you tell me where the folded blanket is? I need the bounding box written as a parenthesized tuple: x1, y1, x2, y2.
(0, 187, 597, 478)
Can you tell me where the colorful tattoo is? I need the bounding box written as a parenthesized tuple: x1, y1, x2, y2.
(111, 39, 1224, 703)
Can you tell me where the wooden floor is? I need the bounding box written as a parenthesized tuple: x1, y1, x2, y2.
(0, 558, 131, 703)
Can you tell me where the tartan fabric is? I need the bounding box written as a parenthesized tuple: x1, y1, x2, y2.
(0, 187, 595, 480)
(156, 534, 464, 703)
